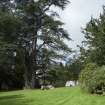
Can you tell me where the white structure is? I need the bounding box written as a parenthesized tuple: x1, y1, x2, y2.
(41, 85, 54, 90)
(65, 81, 77, 87)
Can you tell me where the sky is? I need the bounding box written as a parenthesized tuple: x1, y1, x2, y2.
(58, 0, 104, 51)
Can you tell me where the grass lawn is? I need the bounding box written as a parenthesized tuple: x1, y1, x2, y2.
(0, 87, 105, 105)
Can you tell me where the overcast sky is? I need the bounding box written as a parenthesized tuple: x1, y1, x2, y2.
(58, 0, 104, 51)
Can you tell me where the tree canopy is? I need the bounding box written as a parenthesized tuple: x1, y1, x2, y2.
(0, 0, 71, 89)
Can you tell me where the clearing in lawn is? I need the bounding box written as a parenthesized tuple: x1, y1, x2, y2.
(0, 87, 105, 105)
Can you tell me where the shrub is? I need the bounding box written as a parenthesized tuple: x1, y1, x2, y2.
(79, 63, 97, 93)
(79, 64, 105, 94)
(92, 66, 105, 94)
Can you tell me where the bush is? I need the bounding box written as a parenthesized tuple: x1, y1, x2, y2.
(79, 63, 97, 93)
(79, 63, 105, 94)
(92, 66, 105, 94)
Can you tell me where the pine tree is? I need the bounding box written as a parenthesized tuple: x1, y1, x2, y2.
(82, 6, 105, 66)
(0, 0, 71, 89)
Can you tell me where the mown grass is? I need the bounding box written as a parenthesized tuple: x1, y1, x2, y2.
(0, 87, 105, 105)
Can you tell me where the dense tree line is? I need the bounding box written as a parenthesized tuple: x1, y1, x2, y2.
(79, 6, 105, 94)
(0, 0, 72, 90)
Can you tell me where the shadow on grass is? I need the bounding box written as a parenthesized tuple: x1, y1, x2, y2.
(0, 94, 33, 105)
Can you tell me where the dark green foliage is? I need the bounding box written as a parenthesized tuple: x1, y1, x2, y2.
(82, 6, 105, 66)
(0, 13, 22, 43)
(79, 6, 105, 94)
(0, 0, 71, 89)
(19, 0, 71, 88)
(0, 48, 25, 90)
(66, 56, 83, 80)
(0, 10, 24, 90)
(45, 63, 72, 87)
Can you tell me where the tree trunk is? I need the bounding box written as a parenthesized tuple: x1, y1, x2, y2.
(31, 29, 38, 88)
(31, 70, 36, 88)
(24, 50, 32, 89)
(24, 68, 31, 89)
(0, 82, 2, 90)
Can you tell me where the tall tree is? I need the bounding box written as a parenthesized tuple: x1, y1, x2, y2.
(81, 6, 105, 66)
(0, 0, 71, 89)
(14, 0, 71, 88)
(0, 6, 24, 89)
